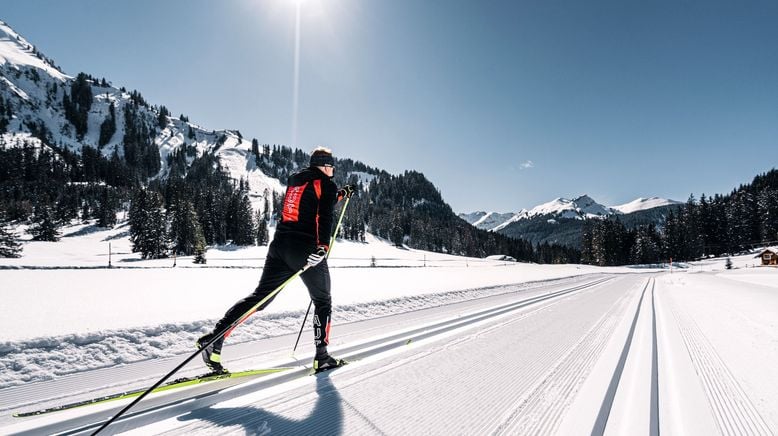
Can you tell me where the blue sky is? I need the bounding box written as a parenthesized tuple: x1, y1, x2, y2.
(2, 0, 777, 212)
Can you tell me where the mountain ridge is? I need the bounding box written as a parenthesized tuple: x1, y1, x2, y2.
(459, 195, 680, 232)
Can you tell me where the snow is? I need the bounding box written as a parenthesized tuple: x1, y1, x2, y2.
(517, 195, 614, 221)
(213, 135, 285, 212)
(472, 211, 518, 231)
(348, 171, 376, 187)
(0, 75, 29, 100)
(0, 21, 67, 82)
(0, 132, 45, 150)
(458, 211, 487, 224)
(0, 218, 622, 390)
(490, 210, 526, 232)
(611, 197, 682, 214)
(657, 270, 778, 433)
(1, 226, 777, 434)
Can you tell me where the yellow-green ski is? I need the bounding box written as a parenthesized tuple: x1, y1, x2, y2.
(13, 368, 288, 418)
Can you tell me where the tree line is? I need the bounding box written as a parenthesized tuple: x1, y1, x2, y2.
(581, 169, 778, 266)
(252, 144, 579, 263)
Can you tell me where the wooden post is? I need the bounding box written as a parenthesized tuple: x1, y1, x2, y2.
(108, 242, 112, 268)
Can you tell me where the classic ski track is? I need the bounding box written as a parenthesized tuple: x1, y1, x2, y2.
(491, 277, 639, 435)
(666, 289, 773, 436)
(173, 276, 620, 435)
(650, 279, 660, 436)
(283, 275, 629, 436)
(4, 276, 615, 435)
(335, 275, 616, 388)
(0, 274, 596, 413)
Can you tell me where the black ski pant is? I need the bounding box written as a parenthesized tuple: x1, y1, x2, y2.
(212, 235, 332, 353)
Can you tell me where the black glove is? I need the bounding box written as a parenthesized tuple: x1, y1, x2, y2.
(306, 245, 328, 267)
(338, 185, 356, 199)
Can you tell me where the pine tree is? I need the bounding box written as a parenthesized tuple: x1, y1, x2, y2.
(663, 209, 685, 260)
(0, 94, 9, 134)
(98, 102, 117, 147)
(580, 220, 593, 264)
(157, 105, 170, 129)
(64, 73, 93, 139)
(0, 214, 22, 258)
(81, 201, 91, 223)
(129, 189, 168, 259)
(169, 199, 205, 256)
(232, 194, 256, 246)
(630, 225, 660, 265)
(29, 204, 60, 241)
(682, 195, 703, 259)
(96, 187, 118, 228)
(251, 138, 260, 162)
(255, 208, 269, 246)
(757, 189, 778, 244)
(193, 228, 207, 264)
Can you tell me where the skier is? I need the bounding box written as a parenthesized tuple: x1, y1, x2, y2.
(197, 147, 355, 374)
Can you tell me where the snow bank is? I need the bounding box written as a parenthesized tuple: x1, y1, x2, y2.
(0, 277, 584, 389)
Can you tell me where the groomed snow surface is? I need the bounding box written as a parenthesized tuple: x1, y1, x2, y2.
(1, 220, 776, 435)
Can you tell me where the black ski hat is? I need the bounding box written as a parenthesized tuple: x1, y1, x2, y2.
(309, 152, 335, 168)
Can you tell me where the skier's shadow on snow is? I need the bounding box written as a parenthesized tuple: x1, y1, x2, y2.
(177, 373, 344, 435)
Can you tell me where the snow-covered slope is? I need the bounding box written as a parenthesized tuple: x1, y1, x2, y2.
(524, 194, 614, 220)
(459, 211, 487, 225)
(0, 20, 283, 212)
(611, 197, 682, 214)
(2, 262, 776, 435)
(478, 211, 523, 230)
(0, 21, 66, 81)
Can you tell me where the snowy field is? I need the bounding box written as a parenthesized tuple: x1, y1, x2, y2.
(1, 220, 776, 435)
(0, 220, 629, 389)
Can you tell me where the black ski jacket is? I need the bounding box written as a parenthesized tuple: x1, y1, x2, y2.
(275, 167, 339, 250)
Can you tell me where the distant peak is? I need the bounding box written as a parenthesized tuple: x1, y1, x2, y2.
(0, 20, 67, 81)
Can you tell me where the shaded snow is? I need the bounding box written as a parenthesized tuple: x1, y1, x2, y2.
(611, 197, 682, 214)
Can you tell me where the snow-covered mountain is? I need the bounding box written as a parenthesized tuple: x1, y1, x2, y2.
(524, 195, 614, 220)
(458, 211, 520, 231)
(460, 195, 680, 232)
(459, 195, 614, 231)
(610, 197, 683, 214)
(0, 20, 283, 212)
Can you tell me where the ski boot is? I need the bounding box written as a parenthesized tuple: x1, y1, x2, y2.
(196, 333, 227, 374)
(313, 353, 348, 374)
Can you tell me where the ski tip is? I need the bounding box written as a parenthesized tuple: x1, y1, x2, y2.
(13, 411, 42, 418)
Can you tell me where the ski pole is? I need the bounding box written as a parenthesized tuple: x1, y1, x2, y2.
(291, 300, 314, 357)
(291, 194, 352, 356)
(92, 264, 310, 435)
